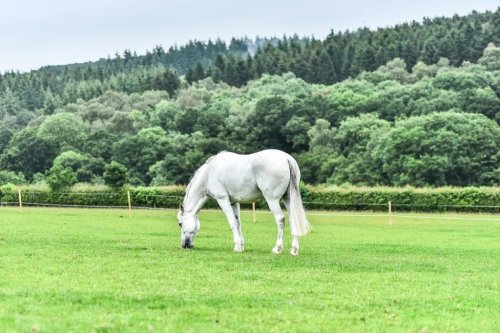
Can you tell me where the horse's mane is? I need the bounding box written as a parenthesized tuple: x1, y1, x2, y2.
(184, 154, 218, 203)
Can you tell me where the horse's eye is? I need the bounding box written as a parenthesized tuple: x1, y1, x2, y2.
(178, 222, 182, 228)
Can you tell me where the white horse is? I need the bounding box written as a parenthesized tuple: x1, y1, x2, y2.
(177, 149, 310, 255)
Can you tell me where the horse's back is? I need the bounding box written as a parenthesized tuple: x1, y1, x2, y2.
(250, 150, 292, 176)
(206, 151, 259, 201)
(207, 150, 293, 202)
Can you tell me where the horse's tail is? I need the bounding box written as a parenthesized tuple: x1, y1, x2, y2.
(287, 159, 311, 236)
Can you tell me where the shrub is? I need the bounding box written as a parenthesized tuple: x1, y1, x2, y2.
(46, 165, 77, 191)
(0, 171, 27, 185)
(103, 161, 128, 189)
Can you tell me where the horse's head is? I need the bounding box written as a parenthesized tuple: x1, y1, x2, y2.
(177, 205, 200, 249)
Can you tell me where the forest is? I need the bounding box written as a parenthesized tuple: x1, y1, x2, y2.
(0, 8, 499, 188)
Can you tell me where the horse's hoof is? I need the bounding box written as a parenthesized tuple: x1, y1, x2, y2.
(272, 246, 283, 254)
(233, 245, 244, 252)
(290, 248, 299, 256)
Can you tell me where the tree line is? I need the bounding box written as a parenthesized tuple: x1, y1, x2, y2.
(191, 8, 500, 87)
(0, 9, 499, 188)
(1, 8, 498, 109)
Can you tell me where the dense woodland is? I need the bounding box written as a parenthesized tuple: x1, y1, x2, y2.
(0, 9, 499, 188)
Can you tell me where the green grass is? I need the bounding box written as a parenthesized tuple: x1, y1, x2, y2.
(0, 208, 499, 332)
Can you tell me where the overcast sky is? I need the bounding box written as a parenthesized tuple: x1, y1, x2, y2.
(1, 0, 498, 72)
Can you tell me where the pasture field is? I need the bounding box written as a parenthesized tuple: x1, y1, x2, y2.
(0, 207, 499, 332)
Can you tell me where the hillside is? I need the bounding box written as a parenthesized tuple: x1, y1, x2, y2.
(0, 9, 499, 188)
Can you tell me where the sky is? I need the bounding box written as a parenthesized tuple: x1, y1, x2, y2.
(0, 0, 498, 72)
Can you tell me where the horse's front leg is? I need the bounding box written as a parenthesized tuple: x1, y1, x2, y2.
(216, 198, 244, 252)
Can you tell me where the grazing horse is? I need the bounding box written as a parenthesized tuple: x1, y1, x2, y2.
(177, 149, 310, 255)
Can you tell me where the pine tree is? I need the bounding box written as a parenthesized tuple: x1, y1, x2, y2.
(236, 57, 250, 86)
(214, 54, 225, 72)
(206, 66, 222, 83)
(341, 44, 355, 79)
(222, 55, 239, 86)
(326, 43, 342, 82)
(402, 40, 419, 70)
(316, 50, 337, 84)
(422, 39, 439, 64)
(185, 68, 195, 84)
(193, 62, 205, 82)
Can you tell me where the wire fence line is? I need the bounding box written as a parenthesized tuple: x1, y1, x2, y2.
(0, 190, 500, 219)
(3, 199, 499, 211)
(8, 194, 500, 209)
(2, 202, 500, 222)
(26, 192, 182, 200)
(304, 201, 500, 209)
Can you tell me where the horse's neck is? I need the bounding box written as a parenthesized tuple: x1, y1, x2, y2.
(183, 164, 209, 214)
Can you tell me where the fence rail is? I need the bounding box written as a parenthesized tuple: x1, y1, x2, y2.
(1, 190, 499, 215)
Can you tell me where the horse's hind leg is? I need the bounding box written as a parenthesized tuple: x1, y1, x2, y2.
(216, 197, 244, 252)
(231, 202, 244, 251)
(266, 198, 285, 254)
(283, 197, 299, 256)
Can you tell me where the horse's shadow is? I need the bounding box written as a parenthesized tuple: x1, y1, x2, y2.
(176, 245, 286, 256)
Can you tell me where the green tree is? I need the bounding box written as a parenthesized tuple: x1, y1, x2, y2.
(185, 68, 195, 84)
(38, 112, 87, 151)
(283, 116, 311, 151)
(214, 54, 225, 72)
(329, 114, 391, 185)
(222, 55, 240, 86)
(46, 165, 78, 191)
(147, 132, 207, 185)
(150, 100, 180, 131)
(247, 96, 292, 150)
(53, 150, 104, 183)
(307, 119, 336, 148)
(296, 146, 342, 184)
(478, 43, 500, 70)
(0, 171, 27, 185)
(193, 62, 205, 82)
(0, 127, 58, 180)
(375, 111, 499, 186)
(83, 129, 118, 162)
(316, 50, 337, 84)
(103, 161, 128, 188)
(0, 126, 13, 154)
(0, 89, 24, 118)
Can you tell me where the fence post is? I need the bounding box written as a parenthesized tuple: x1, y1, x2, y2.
(127, 191, 132, 218)
(252, 202, 256, 223)
(18, 189, 23, 214)
(388, 201, 392, 226)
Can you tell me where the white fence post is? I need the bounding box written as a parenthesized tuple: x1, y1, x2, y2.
(18, 189, 23, 214)
(252, 202, 256, 223)
(127, 191, 132, 218)
(388, 201, 392, 226)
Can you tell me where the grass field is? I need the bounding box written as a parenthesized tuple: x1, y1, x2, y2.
(0, 207, 499, 332)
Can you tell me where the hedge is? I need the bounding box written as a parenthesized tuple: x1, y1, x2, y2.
(300, 185, 500, 213)
(1, 184, 499, 213)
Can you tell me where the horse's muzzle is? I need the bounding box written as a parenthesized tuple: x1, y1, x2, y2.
(181, 240, 194, 249)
